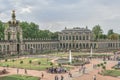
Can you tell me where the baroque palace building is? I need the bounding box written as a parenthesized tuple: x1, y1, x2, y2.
(0, 11, 120, 55)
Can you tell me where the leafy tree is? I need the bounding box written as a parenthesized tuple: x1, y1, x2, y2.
(0, 21, 6, 40)
(99, 34, 107, 39)
(12, 59, 15, 67)
(108, 33, 119, 40)
(5, 59, 8, 62)
(102, 66, 106, 70)
(107, 29, 114, 36)
(29, 60, 32, 69)
(20, 21, 58, 39)
(38, 61, 41, 65)
(20, 61, 23, 64)
(92, 25, 103, 40)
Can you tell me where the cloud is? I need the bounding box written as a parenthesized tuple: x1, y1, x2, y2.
(20, 6, 33, 14)
(0, 0, 120, 34)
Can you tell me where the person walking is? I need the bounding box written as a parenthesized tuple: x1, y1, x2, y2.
(82, 66, 86, 74)
(68, 72, 72, 77)
(24, 69, 27, 74)
(17, 68, 19, 74)
(93, 75, 96, 80)
(61, 75, 64, 80)
(41, 72, 44, 78)
(55, 75, 59, 80)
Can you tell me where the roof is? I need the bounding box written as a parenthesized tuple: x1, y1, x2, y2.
(61, 27, 91, 34)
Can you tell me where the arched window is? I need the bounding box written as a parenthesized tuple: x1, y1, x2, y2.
(69, 36, 71, 40)
(76, 36, 78, 40)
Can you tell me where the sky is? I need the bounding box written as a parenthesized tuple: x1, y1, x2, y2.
(0, 0, 120, 34)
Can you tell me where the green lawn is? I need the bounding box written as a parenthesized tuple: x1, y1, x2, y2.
(0, 75, 39, 80)
(102, 70, 120, 77)
(49, 52, 112, 57)
(0, 58, 52, 71)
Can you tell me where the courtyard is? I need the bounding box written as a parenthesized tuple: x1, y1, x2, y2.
(0, 52, 120, 80)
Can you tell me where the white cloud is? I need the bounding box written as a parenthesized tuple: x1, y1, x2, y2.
(20, 6, 33, 14)
(0, 0, 120, 34)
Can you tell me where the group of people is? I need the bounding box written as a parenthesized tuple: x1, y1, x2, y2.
(46, 67, 67, 73)
(17, 68, 27, 74)
(55, 75, 64, 80)
(79, 65, 86, 74)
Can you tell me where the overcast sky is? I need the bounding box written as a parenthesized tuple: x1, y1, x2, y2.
(0, 0, 120, 34)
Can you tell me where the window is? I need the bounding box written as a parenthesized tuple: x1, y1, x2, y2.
(60, 36, 62, 40)
(72, 36, 75, 40)
(76, 36, 78, 40)
(79, 36, 81, 40)
(63, 36, 65, 40)
(83, 36, 85, 40)
(69, 36, 71, 40)
(86, 36, 88, 40)
(66, 36, 68, 40)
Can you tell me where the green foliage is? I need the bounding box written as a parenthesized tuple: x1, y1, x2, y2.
(0, 21, 6, 40)
(7, 64, 9, 67)
(108, 29, 114, 36)
(102, 70, 120, 77)
(12, 59, 15, 62)
(0, 75, 39, 80)
(5, 59, 8, 62)
(58, 63, 62, 67)
(100, 63, 104, 66)
(29, 60, 32, 64)
(104, 62, 107, 64)
(0, 58, 53, 71)
(38, 61, 41, 65)
(97, 64, 100, 67)
(102, 66, 106, 70)
(50, 62, 53, 66)
(92, 25, 103, 40)
(20, 61, 23, 64)
(108, 33, 119, 40)
(20, 21, 58, 39)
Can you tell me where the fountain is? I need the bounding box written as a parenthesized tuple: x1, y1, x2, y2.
(69, 50, 72, 64)
(90, 46, 93, 57)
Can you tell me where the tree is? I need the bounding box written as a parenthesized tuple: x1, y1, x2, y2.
(92, 25, 103, 40)
(0, 21, 6, 40)
(5, 59, 8, 62)
(20, 61, 23, 67)
(38, 61, 41, 65)
(102, 66, 106, 70)
(99, 34, 107, 39)
(12, 59, 15, 67)
(20, 21, 58, 39)
(50, 62, 53, 66)
(107, 29, 114, 36)
(29, 60, 32, 69)
(108, 33, 119, 40)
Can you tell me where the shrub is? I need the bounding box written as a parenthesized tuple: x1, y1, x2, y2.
(20, 61, 23, 64)
(104, 62, 107, 64)
(5, 59, 8, 62)
(38, 62, 41, 65)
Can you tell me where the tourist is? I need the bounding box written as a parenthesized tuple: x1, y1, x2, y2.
(17, 68, 19, 74)
(68, 72, 72, 77)
(41, 72, 44, 78)
(55, 75, 59, 80)
(82, 66, 86, 74)
(61, 75, 64, 80)
(79, 67, 82, 73)
(93, 75, 96, 80)
(24, 69, 27, 74)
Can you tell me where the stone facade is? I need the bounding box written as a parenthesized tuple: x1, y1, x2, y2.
(58, 27, 120, 52)
(0, 11, 120, 55)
